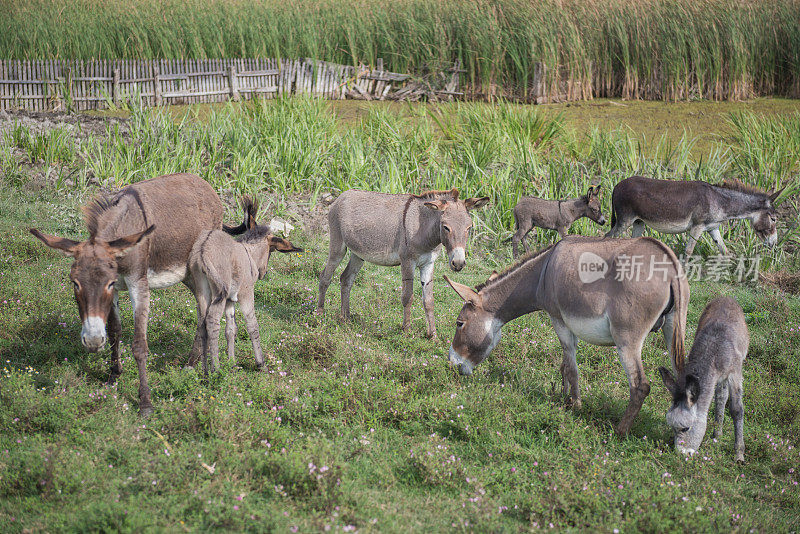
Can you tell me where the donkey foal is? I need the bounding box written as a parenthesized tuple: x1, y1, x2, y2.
(512, 186, 605, 258)
(189, 203, 301, 374)
(659, 296, 748, 462)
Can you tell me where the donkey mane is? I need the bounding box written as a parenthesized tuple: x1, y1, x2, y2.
(237, 224, 272, 244)
(717, 179, 768, 197)
(411, 188, 459, 201)
(81, 197, 114, 238)
(475, 242, 556, 292)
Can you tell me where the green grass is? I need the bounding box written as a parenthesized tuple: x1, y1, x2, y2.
(67, 97, 800, 263)
(2, 0, 800, 100)
(1, 180, 800, 532)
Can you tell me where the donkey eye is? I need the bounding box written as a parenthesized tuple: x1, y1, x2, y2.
(106, 281, 116, 291)
(443, 225, 452, 233)
(456, 320, 465, 328)
(71, 280, 80, 290)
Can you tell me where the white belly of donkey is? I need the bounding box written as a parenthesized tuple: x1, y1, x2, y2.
(563, 314, 615, 346)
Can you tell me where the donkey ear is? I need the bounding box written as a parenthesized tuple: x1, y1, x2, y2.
(106, 225, 155, 258)
(444, 275, 481, 306)
(769, 187, 785, 203)
(685, 374, 701, 405)
(30, 228, 81, 257)
(464, 196, 490, 211)
(269, 236, 303, 253)
(424, 200, 447, 211)
(658, 366, 676, 396)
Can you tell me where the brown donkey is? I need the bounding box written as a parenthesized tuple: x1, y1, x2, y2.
(511, 186, 606, 257)
(189, 198, 302, 374)
(30, 173, 249, 416)
(606, 176, 782, 255)
(445, 236, 689, 435)
(316, 188, 489, 339)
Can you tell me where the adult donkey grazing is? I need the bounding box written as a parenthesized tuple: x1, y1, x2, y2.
(445, 236, 689, 434)
(511, 186, 606, 257)
(606, 176, 782, 256)
(317, 188, 489, 339)
(30, 173, 248, 416)
(659, 296, 748, 462)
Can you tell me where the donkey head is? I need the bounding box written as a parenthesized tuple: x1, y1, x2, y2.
(30, 225, 155, 351)
(444, 275, 502, 375)
(235, 198, 303, 279)
(423, 190, 490, 271)
(582, 186, 606, 226)
(659, 367, 704, 454)
(750, 189, 782, 247)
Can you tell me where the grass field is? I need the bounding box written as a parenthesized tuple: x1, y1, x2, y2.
(1, 98, 800, 531)
(2, 0, 800, 100)
(1, 180, 799, 532)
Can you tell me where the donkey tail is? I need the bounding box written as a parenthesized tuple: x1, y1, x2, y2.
(669, 274, 687, 373)
(223, 195, 261, 235)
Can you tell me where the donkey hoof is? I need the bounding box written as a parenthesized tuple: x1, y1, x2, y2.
(139, 405, 155, 418)
(104, 374, 120, 387)
(314, 307, 325, 316)
(566, 398, 582, 410)
(735, 453, 745, 464)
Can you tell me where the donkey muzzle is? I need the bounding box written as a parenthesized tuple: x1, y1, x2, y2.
(449, 247, 466, 271)
(81, 316, 107, 352)
(448, 346, 473, 375)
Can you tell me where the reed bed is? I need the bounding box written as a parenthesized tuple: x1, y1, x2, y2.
(2, 0, 800, 100)
(4, 98, 797, 264)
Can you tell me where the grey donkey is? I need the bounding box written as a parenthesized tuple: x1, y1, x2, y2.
(316, 188, 489, 339)
(659, 296, 749, 462)
(606, 175, 782, 256)
(189, 198, 302, 374)
(511, 186, 606, 258)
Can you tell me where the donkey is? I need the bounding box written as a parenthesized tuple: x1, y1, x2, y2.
(659, 296, 748, 462)
(512, 186, 606, 257)
(189, 198, 302, 374)
(606, 175, 782, 256)
(30, 173, 250, 416)
(445, 235, 689, 435)
(316, 188, 489, 339)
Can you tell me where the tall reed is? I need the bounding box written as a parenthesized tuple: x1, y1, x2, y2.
(2, 0, 799, 100)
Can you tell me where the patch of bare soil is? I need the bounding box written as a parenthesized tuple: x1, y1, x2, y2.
(0, 109, 130, 140)
(760, 270, 800, 295)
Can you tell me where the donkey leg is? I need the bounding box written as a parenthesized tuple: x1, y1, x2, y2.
(728, 373, 745, 462)
(712, 379, 730, 439)
(551, 317, 581, 408)
(224, 300, 237, 366)
(340, 254, 364, 321)
(419, 255, 438, 339)
(614, 339, 649, 435)
(317, 232, 347, 315)
(106, 291, 123, 385)
(204, 300, 226, 374)
(401, 260, 415, 333)
(605, 214, 634, 238)
(631, 220, 645, 238)
(512, 218, 533, 258)
(708, 227, 729, 256)
(127, 277, 154, 417)
(684, 226, 703, 257)
(238, 291, 265, 369)
(185, 274, 210, 368)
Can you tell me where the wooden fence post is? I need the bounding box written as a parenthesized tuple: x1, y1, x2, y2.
(532, 62, 546, 103)
(113, 67, 120, 106)
(64, 66, 73, 112)
(228, 65, 240, 101)
(152, 64, 162, 106)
